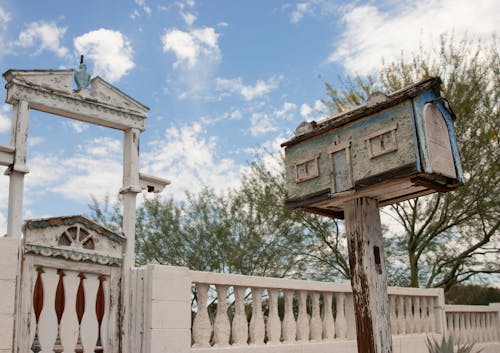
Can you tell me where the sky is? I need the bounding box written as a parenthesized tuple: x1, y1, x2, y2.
(0, 0, 498, 235)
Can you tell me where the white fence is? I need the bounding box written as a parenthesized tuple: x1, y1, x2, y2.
(129, 264, 500, 353)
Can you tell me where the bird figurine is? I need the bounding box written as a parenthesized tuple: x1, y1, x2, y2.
(74, 55, 91, 90)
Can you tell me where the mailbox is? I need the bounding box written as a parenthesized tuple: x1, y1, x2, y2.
(281, 77, 464, 219)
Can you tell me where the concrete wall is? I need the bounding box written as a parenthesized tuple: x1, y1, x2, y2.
(0, 238, 19, 353)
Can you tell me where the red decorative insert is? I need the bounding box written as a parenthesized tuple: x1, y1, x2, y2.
(94, 275, 106, 353)
(31, 267, 44, 353)
(75, 273, 86, 353)
(53, 270, 66, 353)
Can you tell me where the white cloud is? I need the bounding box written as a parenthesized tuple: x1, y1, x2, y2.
(16, 21, 69, 57)
(28, 136, 44, 147)
(250, 102, 297, 136)
(142, 122, 241, 199)
(330, 0, 500, 75)
(135, 0, 152, 15)
(0, 6, 9, 24)
(162, 27, 220, 69)
(74, 29, 135, 82)
(66, 121, 89, 134)
(0, 104, 10, 133)
(25, 137, 123, 203)
(0, 172, 7, 236)
(287, 0, 338, 23)
(290, 3, 313, 23)
(181, 12, 197, 26)
(300, 99, 326, 120)
(215, 75, 280, 101)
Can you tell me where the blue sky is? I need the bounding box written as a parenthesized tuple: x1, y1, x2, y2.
(0, 0, 498, 234)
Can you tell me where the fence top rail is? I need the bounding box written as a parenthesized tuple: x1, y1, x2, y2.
(445, 304, 499, 313)
(189, 270, 353, 293)
(388, 286, 443, 297)
(188, 269, 441, 297)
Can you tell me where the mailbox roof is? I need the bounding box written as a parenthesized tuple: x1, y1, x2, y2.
(282, 77, 443, 147)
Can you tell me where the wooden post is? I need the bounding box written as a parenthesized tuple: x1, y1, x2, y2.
(344, 197, 392, 353)
(6, 100, 30, 239)
(120, 127, 141, 353)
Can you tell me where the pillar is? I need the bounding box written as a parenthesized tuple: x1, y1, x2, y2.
(120, 127, 141, 353)
(344, 197, 393, 353)
(6, 100, 29, 239)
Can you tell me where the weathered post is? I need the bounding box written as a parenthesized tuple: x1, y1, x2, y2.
(281, 77, 463, 353)
(345, 197, 391, 352)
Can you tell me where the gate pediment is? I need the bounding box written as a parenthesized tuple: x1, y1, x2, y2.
(3, 69, 149, 131)
(23, 215, 125, 266)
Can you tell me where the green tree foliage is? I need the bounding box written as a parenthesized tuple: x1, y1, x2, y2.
(445, 285, 500, 305)
(323, 35, 499, 289)
(88, 158, 348, 279)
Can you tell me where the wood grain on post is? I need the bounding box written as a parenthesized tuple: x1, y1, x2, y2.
(344, 197, 392, 353)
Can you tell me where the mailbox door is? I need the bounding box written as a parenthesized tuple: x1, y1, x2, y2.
(422, 103, 457, 179)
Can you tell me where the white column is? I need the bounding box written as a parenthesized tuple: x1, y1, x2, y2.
(6, 100, 29, 239)
(120, 128, 141, 353)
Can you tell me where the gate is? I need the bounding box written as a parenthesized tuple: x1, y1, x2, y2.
(16, 216, 124, 353)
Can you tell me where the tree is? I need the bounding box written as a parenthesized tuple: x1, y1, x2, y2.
(323, 34, 499, 290)
(88, 159, 348, 279)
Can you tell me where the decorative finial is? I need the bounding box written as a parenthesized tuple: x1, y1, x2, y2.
(74, 54, 91, 90)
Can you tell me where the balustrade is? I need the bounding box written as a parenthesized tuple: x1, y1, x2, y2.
(445, 305, 500, 344)
(25, 267, 110, 353)
(188, 275, 450, 349)
(190, 273, 357, 348)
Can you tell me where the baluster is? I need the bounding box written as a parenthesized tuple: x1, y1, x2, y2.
(94, 276, 106, 353)
(428, 297, 436, 333)
(249, 287, 265, 345)
(214, 285, 230, 347)
(446, 314, 452, 339)
(415, 297, 422, 333)
(460, 313, 470, 343)
(490, 312, 498, 341)
(389, 295, 397, 335)
(405, 296, 414, 334)
(397, 295, 406, 335)
(31, 268, 44, 353)
(310, 292, 322, 341)
(459, 313, 467, 343)
(231, 286, 248, 346)
(454, 312, 461, 342)
(477, 313, 484, 342)
(81, 274, 99, 352)
(468, 313, 474, 343)
(266, 289, 281, 344)
(471, 313, 478, 343)
(296, 291, 310, 341)
(74, 273, 86, 353)
(192, 284, 211, 347)
(53, 270, 65, 353)
(60, 271, 80, 352)
(322, 292, 335, 340)
(420, 297, 429, 333)
(335, 293, 347, 339)
(282, 290, 296, 343)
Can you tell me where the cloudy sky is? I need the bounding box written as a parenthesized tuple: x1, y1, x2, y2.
(0, 0, 498, 234)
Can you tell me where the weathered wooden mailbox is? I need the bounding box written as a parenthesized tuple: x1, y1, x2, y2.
(282, 77, 463, 219)
(282, 77, 463, 353)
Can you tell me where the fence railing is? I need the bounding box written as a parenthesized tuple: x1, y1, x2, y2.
(131, 265, 500, 353)
(445, 304, 500, 344)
